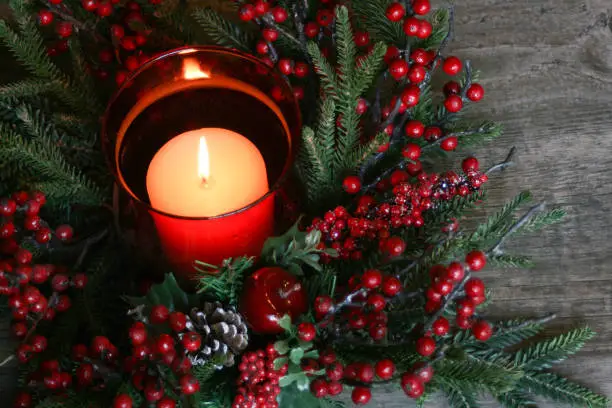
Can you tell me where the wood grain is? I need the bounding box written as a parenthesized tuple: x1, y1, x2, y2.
(2, 0, 612, 406)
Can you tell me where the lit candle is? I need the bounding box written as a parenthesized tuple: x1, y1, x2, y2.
(146, 128, 269, 217)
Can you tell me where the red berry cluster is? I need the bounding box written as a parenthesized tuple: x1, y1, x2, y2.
(315, 165, 487, 261)
(122, 305, 201, 406)
(233, 345, 286, 408)
(36, 1, 161, 84)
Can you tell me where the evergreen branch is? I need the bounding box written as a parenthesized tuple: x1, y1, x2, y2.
(315, 98, 337, 172)
(519, 372, 609, 408)
(193, 8, 253, 51)
(497, 390, 537, 408)
(347, 132, 387, 170)
(488, 254, 535, 269)
(434, 357, 523, 395)
(335, 6, 357, 84)
(463, 317, 550, 350)
(261, 14, 309, 57)
(0, 125, 105, 209)
(443, 385, 480, 408)
(351, 0, 406, 44)
(516, 208, 566, 233)
(473, 191, 532, 244)
(195, 257, 254, 306)
(0, 80, 60, 101)
(352, 42, 387, 96)
(296, 126, 332, 202)
(307, 42, 338, 97)
(68, 38, 102, 113)
(513, 327, 595, 371)
(489, 203, 545, 256)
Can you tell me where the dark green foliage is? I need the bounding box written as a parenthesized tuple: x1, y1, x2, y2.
(488, 254, 535, 269)
(434, 358, 523, 395)
(512, 327, 595, 371)
(127, 273, 201, 312)
(193, 7, 254, 51)
(195, 257, 254, 307)
(480, 320, 544, 350)
(497, 390, 537, 408)
(351, 0, 406, 44)
(519, 372, 609, 408)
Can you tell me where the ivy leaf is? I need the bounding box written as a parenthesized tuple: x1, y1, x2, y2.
(275, 340, 290, 355)
(125, 274, 200, 312)
(290, 347, 305, 364)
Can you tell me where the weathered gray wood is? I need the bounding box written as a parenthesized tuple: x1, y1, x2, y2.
(2, 0, 612, 406)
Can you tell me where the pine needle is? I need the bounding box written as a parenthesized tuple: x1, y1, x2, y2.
(519, 372, 610, 408)
(192, 8, 254, 51)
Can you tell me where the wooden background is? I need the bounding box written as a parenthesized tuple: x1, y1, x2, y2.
(2, 0, 612, 405)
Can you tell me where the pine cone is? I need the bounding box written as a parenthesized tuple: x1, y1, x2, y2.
(184, 301, 249, 368)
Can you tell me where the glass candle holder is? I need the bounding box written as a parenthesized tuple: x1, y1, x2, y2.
(102, 47, 301, 279)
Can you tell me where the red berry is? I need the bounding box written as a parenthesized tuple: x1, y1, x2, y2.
(72, 273, 87, 289)
(386, 2, 405, 22)
(404, 17, 420, 36)
(35, 227, 52, 244)
(144, 380, 164, 402)
(443, 56, 462, 76)
(386, 236, 406, 257)
(54, 225, 73, 241)
(310, 378, 328, 398)
(156, 397, 176, 408)
(15, 249, 32, 265)
(56, 295, 71, 312)
(327, 380, 343, 396)
(56, 22, 73, 38)
(256, 41, 269, 55)
(314, 295, 333, 317)
(297, 322, 317, 342)
(362, 269, 383, 289)
(277, 58, 293, 75)
(17, 344, 33, 363)
(401, 85, 420, 107)
(456, 298, 475, 317)
(417, 20, 432, 39)
(389, 59, 409, 80)
(316, 9, 333, 27)
(262, 28, 278, 42)
(0, 222, 15, 239)
(444, 81, 461, 96)
(401, 372, 425, 398)
(253, 0, 270, 16)
(304, 21, 319, 38)
(356, 98, 368, 115)
(440, 136, 458, 151)
(465, 278, 485, 298)
(24, 216, 41, 231)
(412, 362, 434, 383)
(416, 336, 436, 356)
(357, 363, 375, 383)
(446, 262, 465, 282)
(385, 45, 400, 65)
(466, 250, 486, 271)
(343, 176, 361, 194)
(410, 48, 432, 66)
(31, 334, 48, 353)
(432, 317, 450, 336)
(0, 198, 16, 216)
(179, 374, 200, 395)
(113, 394, 132, 408)
(325, 361, 343, 381)
(272, 6, 288, 23)
(82, 0, 98, 11)
(72, 344, 88, 361)
(157, 333, 175, 354)
(181, 332, 201, 352)
(405, 120, 425, 138)
(12, 322, 27, 338)
(408, 64, 426, 84)
(433, 279, 453, 296)
(382, 276, 402, 297)
(23, 286, 40, 304)
(369, 323, 387, 341)
(351, 387, 371, 405)
(412, 0, 431, 15)
(444, 95, 463, 113)
(120, 36, 136, 51)
(91, 336, 111, 355)
(354, 31, 370, 47)
(462, 157, 480, 173)
(472, 320, 493, 341)
(111, 24, 125, 39)
(12, 391, 32, 408)
(169, 311, 187, 332)
(239, 4, 255, 21)
(13, 191, 28, 205)
(294, 62, 309, 78)
(467, 83, 485, 102)
(402, 143, 421, 161)
(38, 10, 54, 26)
(129, 321, 147, 345)
(150, 305, 169, 323)
(375, 359, 395, 380)
(51, 274, 70, 292)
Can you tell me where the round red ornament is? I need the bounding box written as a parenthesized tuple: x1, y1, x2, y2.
(240, 267, 307, 334)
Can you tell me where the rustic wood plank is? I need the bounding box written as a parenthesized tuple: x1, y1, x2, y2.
(2, 0, 612, 406)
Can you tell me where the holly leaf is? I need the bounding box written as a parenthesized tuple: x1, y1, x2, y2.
(261, 219, 305, 261)
(290, 347, 305, 364)
(275, 340, 290, 355)
(125, 273, 200, 312)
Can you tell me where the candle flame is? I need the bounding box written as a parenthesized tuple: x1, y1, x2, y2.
(183, 58, 210, 80)
(198, 136, 210, 184)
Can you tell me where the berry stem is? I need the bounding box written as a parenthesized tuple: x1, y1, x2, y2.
(0, 355, 15, 367)
(485, 147, 517, 175)
(73, 228, 109, 270)
(23, 292, 59, 344)
(261, 15, 309, 57)
(316, 288, 368, 328)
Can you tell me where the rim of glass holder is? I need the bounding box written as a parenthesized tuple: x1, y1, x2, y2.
(102, 45, 302, 221)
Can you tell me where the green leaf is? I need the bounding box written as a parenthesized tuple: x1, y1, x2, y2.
(303, 350, 320, 359)
(278, 314, 293, 332)
(278, 383, 324, 408)
(497, 390, 537, 408)
(275, 340, 290, 355)
(290, 347, 305, 364)
(126, 273, 199, 312)
(274, 357, 289, 370)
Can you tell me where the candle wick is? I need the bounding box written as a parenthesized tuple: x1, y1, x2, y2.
(200, 176, 209, 188)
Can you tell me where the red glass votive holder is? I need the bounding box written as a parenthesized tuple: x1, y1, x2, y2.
(102, 47, 301, 279)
